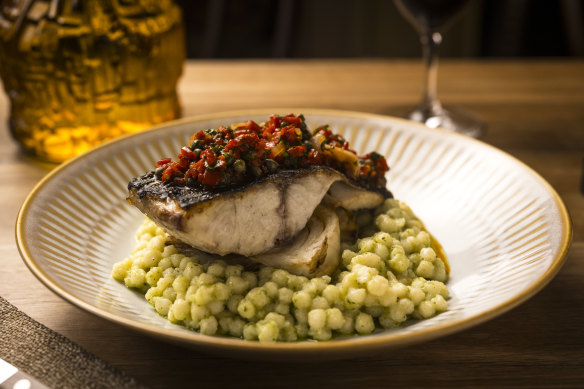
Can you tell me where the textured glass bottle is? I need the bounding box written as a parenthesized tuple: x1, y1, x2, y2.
(0, 0, 185, 162)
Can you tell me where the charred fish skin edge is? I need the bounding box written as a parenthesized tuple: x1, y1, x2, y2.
(128, 166, 392, 210)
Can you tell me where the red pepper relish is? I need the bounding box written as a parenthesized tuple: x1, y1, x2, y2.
(155, 114, 389, 189)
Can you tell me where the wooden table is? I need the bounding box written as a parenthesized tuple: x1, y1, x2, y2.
(1, 60, 583, 388)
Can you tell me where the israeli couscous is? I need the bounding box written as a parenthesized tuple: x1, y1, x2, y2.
(112, 198, 449, 342)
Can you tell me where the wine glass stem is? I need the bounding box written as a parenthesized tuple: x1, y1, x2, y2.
(420, 31, 442, 116)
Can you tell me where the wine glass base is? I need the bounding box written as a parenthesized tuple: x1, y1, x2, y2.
(408, 104, 485, 138)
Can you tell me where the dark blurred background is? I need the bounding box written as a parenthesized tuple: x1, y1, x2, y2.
(175, 0, 583, 59)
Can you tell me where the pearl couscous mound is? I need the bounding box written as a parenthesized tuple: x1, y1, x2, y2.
(112, 198, 449, 342)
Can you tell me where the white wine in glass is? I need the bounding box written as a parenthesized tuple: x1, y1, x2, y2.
(394, 0, 485, 138)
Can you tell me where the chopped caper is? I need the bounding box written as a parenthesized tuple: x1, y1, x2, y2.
(190, 140, 204, 150)
(242, 151, 255, 161)
(370, 151, 382, 160)
(223, 152, 234, 165)
(264, 159, 279, 173)
(251, 165, 262, 177)
(154, 167, 164, 179)
(233, 159, 246, 174)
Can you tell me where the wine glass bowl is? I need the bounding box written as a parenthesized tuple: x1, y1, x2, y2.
(394, 0, 485, 138)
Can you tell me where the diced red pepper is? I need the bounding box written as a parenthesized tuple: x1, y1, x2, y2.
(178, 146, 196, 160)
(226, 138, 242, 150)
(288, 145, 306, 158)
(377, 157, 390, 172)
(201, 149, 217, 165)
(156, 158, 172, 167)
(244, 120, 260, 132)
(240, 133, 259, 147)
(280, 126, 299, 144)
(280, 114, 302, 126)
(162, 166, 174, 181)
(307, 150, 323, 165)
(201, 169, 223, 186)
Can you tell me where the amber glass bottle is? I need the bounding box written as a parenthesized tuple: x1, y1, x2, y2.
(0, 0, 185, 162)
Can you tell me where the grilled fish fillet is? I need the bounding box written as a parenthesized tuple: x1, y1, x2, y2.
(128, 166, 390, 257)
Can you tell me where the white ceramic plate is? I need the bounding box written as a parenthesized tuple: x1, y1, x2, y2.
(16, 109, 571, 360)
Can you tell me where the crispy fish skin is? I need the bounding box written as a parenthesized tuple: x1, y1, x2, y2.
(127, 166, 391, 258)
